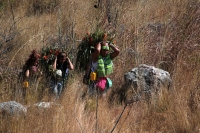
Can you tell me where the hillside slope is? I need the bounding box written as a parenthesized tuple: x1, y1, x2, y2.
(0, 0, 200, 132)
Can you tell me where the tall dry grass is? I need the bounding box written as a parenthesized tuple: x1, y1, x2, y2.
(0, 0, 200, 132)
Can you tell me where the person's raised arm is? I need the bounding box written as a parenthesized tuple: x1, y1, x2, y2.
(66, 57, 74, 70)
(53, 57, 57, 71)
(109, 43, 120, 59)
(92, 42, 101, 62)
(23, 69, 29, 82)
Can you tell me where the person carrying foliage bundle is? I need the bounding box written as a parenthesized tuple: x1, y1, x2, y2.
(50, 52, 74, 99)
(85, 41, 120, 96)
(22, 50, 42, 87)
(21, 50, 42, 100)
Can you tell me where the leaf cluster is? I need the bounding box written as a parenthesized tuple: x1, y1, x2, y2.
(75, 29, 115, 71)
(39, 46, 62, 78)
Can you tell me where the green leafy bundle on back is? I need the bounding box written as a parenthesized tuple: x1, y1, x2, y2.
(76, 29, 115, 71)
(39, 47, 61, 78)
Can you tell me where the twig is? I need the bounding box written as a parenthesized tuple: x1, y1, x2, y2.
(71, 97, 84, 133)
(110, 105, 127, 133)
(110, 92, 142, 133)
(9, 0, 15, 30)
(124, 94, 141, 105)
(95, 86, 99, 133)
(117, 105, 133, 133)
(72, 113, 84, 133)
(57, 9, 62, 46)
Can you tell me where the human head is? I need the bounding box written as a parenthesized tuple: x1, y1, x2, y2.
(25, 50, 39, 67)
(57, 52, 67, 64)
(100, 42, 109, 57)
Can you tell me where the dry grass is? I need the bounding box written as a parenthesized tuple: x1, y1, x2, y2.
(0, 0, 200, 132)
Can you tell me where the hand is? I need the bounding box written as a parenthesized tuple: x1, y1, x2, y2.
(96, 42, 101, 50)
(55, 56, 57, 60)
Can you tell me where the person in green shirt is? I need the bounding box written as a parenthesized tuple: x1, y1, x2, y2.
(86, 41, 120, 95)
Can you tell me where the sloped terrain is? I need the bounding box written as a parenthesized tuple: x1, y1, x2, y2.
(0, 0, 200, 132)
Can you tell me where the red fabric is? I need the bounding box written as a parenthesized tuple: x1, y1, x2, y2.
(31, 66, 37, 72)
(95, 77, 107, 91)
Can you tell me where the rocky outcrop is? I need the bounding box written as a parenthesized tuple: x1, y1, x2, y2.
(124, 64, 172, 103)
(29, 101, 63, 110)
(0, 101, 64, 118)
(0, 101, 27, 117)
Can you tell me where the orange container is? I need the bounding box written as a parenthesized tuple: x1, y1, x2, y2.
(23, 81, 29, 88)
(90, 72, 97, 81)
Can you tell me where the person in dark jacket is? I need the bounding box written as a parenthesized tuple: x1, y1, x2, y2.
(51, 52, 74, 98)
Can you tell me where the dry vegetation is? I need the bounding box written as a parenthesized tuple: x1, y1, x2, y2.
(0, 0, 200, 132)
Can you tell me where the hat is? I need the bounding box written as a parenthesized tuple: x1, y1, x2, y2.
(106, 78, 112, 88)
(56, 70, 62, 76)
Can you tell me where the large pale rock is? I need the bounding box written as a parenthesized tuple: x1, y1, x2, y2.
(124, 64, 172, 103)
(0, 101, 27, 117)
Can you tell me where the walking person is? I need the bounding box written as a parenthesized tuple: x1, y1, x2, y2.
(85, 41, 120, 96)
(50, 52, 74, 99)
(21, 50, 42, 102)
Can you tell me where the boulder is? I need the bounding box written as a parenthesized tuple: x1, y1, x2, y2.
(33, 102, 63, 109)
(124, 64, 172, 103)
(0, 101, 27, 117)
(27, 101, 64, 114)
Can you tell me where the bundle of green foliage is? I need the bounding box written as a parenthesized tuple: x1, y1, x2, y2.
(75, 29, 115, 71)
(21, 46, 71, 83)
(39, 46, 62, 78)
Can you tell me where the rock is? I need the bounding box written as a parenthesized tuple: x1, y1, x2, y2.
(124, 64, 172, 103)
(27, 102, 64, 113)
(0, 101, 27, 117)
(33, 102, 63, 109)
